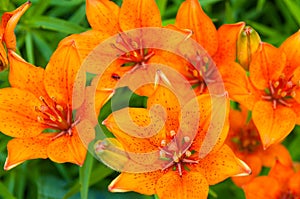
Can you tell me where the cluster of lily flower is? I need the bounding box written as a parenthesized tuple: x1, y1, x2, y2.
(0, 0, 299, 199)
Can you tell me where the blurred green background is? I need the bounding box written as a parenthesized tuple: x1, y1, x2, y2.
(0, 0, 300, 198)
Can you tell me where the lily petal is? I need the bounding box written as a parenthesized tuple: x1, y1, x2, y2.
(195, 144, 251, 185)
(1, 1, 31, 50)
(86, 0, 119, 34)
(104, 107, 165, 149)
(175, 0, 218, 56)
(47, 131, 86, 166)
(280, 30, 300, 75)
(8, 50, 47, 98)
(119, 0, 162, 30)
(156, 171, 209, 199)
(243, 176, 280, 199)
(59, 30, 111, 62)
(44, 39, 85, 109)
(219, 61, 259, 110)
(261, 144, 293, 168)
(213, 22, 245, 64)
(4, 133, 52, 170)
(231, 154, 262, 187)
(249, 43, 286, 90)
(0, 88, 45, 138)
(252, 100, 296, 149)
(109, 171, 162, 195)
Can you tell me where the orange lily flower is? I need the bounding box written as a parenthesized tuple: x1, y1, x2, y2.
(85, 0, 191, 111)
(213, 22, 261, 70)
(226, 105, 292, 186)
(0, 38, 94, 170)
(101, 87, 251, 199)
(243, 160, 300, 199)
(167, 0, 219, 94)
(219, 30, 300, 148)
(0, 1, 31, 71)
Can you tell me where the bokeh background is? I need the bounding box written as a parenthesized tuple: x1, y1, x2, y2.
(0, 0, 300, 198)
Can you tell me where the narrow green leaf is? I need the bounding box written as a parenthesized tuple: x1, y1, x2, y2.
(25, 33, 34, 64)
(69, 4, 86, 23)
(32, 31, 53, 62)
(28, 16, 87, 34)
(0, 182, 16, 199)
(0, 70, 10, 88)
(283, 0, 300, 26)
(79, 153, 94, 199)
(27, 0, 51, 17)
(63, 163, 114, 199)
(156, 0, 168, 17)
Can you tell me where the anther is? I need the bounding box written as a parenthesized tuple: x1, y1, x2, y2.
(161, 139, 167, 147)
(185, 150, 192, 157)
(170, 130, 176, 137)
(273, 81, 280, 88)
(183, 136, 191, 143)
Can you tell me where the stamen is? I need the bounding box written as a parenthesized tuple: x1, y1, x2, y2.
(170, 130, 176, 137)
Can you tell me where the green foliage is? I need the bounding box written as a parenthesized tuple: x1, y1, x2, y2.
(0, 0, 300, 198)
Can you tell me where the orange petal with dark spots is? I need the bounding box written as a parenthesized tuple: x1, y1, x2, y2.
(184, 94, 229, 155)
(147, 86, 181, 133)
(4, 133, 52, 170)
(47, 131, 86, 166)
(86, 0, 119, 34)
(59, 30, 111, 63)
(156, 171, 209, 199)
(249, 43, 286, 90)
(1, 1, 31, 50)
(280, 30, 300, 75)
(175, 0, 218, 56)
(109, 171, 162, 195)
(213, 22, 245, 65)
(0, 88, 46, 138)
(119, 0, 162, 30)
(8, 50, 47, 98)
(219, 62, 259, 110)
(44, 39, 85, 109)
(195, 144, 251, 185)
(252, 100, 296, 149)
(104, 107, 165, 150)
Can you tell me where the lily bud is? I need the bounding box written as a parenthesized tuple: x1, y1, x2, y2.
(237, 26, 261, 70)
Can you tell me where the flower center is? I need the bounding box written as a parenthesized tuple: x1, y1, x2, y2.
(111, 33, 155, 73)
(35, 96, 79, 140)
(262, 75, 299, 109)
(159, 132, 198, 176)
(231, 123, 261, 154)
(279, 190, 297, 199)
(185, 55, 216, 93)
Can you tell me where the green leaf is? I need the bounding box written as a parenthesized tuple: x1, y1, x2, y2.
(283, 0, 300, 26)
(98, 86, 148, 122)
(32, 31, 53, 62)
(25, 33, 35, 64)
(0, 70, 10, 88)
(156, 0, 168, 17)
(0, 182, 16, 199)
(28, 16, 87, 34)
(79, 153, 94, 199)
